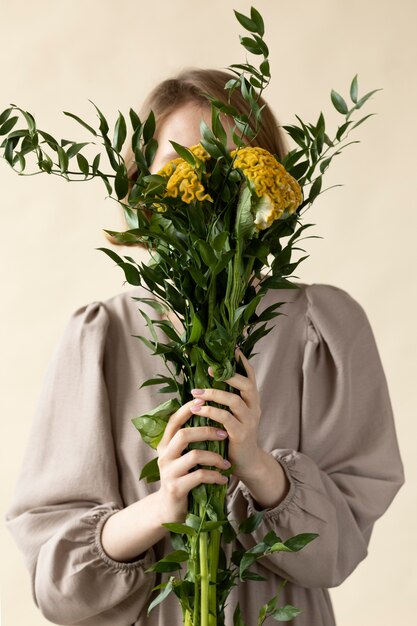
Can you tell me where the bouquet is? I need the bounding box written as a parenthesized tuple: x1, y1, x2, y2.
(0, 6, 379, 625)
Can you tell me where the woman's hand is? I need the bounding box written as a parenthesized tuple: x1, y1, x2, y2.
(190, 347, 263, 481)
(189, 348, 290, 510)
(156, 400, 230, 524)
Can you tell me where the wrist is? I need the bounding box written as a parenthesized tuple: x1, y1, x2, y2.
(155, 487, 187, 526)
(234, 447, 268, 482)
(235, 448, 290, 511)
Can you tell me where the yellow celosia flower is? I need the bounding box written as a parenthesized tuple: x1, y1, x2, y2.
(230, 146, 303, 230)
(155, 144, 213, 211)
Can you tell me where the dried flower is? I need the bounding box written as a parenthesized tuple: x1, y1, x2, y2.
(156, 144, 213, 209)
(231, 146, 303, 229)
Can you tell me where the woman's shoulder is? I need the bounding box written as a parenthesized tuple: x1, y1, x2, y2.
(62, 286, 146, 343)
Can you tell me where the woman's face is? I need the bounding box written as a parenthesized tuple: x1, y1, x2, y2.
(149, 100, 234, 174)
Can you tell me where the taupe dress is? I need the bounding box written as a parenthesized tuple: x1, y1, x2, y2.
(5, 282, 405, 626)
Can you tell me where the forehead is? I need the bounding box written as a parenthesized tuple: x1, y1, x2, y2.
(156, 102, 211, 150)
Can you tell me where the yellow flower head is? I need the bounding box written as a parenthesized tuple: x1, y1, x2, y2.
(230, 146, 303, 230)
(155, 144, 213, 211)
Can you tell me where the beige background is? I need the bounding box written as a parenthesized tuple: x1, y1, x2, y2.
(1, 0, 416, 624)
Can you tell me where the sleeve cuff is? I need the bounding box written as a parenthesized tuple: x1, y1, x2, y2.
(91, 504, 156, 572)
(238, 451, 298, 521)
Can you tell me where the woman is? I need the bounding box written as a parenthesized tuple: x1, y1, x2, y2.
(5, 69, 405, 626)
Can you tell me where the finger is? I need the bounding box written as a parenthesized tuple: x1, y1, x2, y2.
(169, 449, 231, 479)
(159, 399, 205, 450)
(190, 403, 242, 433)
(164, 425, 228, 461)
(191, 387, 245, 412)
(221, 371, 253, 393)
(235, 347, 256, 382)
(175, 468, 229, 496)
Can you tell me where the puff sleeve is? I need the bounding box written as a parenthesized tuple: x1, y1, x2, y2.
(4, 302, 157, 625)
(228, 283, 405, 589)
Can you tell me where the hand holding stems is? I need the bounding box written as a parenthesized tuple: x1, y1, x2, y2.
(191, 347, 291, 510)
(156, 399, 230, 524)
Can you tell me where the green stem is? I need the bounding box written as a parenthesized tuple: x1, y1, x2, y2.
(208, 528, 220, 626)
(199, 521, 209, 626)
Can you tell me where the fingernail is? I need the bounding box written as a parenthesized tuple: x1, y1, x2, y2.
(191, 404, 201, 411)
(223, 459, 231, 467)
(220, 475, 228, 482)
(216, 430, 227, 438)
(191, 388, 204, 395)
(193, 398, 204, 405)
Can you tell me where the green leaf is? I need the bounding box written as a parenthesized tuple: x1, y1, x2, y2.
(66, 142, 90, 159)
(131, 397, 181, 449)
(0, 116, 18, 135)
(211, 108, 227, 144)
(145, 137, 158, 166)
(76, 152, 89, 176)
(143, 110, 156, 144)
(196, 239, 217, 267)
(355, 88, 382, 109)
(202, 520, 228, 531)
(239, 552, 257, 579)
(239, 510, 265, 534)
(350, 74, 358, 103)
(161, 522, 196, 536)
(113, 110, 127, 152)
(269, 542, 293, 553)
(351, 113, 376, 129)
(308, 176, 322, 203)
(233, 602, 247, 626)
(234, 10, 258, 33)
(38, 129, 59, 149)
(235, 184, 257, 247)
(63, 110, 98, 136)
(239, 36, 263, 55)
(39, 153, 53, 173)
(260, 59, 270, 77)
(147, 577, 174, 615)
(284, 532, 319, 551)
(164, 549, 188, 563)
(20, 109, 36, 134)
(330, 89, 349, 114)
(4, 137, 16, 164)
(88, 99, 109, 135)
(129, 108, 142, 131)
(250, 6, 265, 36)
(115, 162, 129, 199)
(186, 513, 203, 532)
(5, 128, 28, 140)
(15, 152, 26, 172)
(212, 231, 229, 252)
(191, 483, 207, 507)
(56, 145, 69, 174)
(288, 159, 309, 180)
(319, 156, 332, 174)
(97, 247, 141, 285)
(169, 140, 196, 166)
(271, 605, 302, 621)
(139, 457, 160, 482)
(187, 310, 203, 344)
(92, 153, 101, 174)
(336, 120, 353, 141)
(0, 108, 12, 126)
